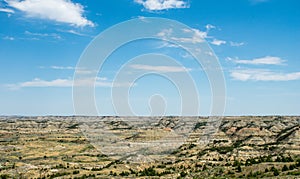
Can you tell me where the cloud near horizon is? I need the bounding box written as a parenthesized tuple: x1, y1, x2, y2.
(230, 69, 300, 81)
(229, 56, 285, 65)
(5, 77, 133, 90)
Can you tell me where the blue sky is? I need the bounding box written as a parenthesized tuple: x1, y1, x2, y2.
(0, 0, 299, 116)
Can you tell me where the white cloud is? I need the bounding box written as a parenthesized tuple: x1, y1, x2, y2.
(210, 39, 226, 46)
(137, 15, 146, 21)
(50, 66, 74, 70)
(6, 0, 94, 27)
(180, 52, 193, 59)
(6, 77, 132, 90)
(40, 66, 101, 75)
(229, 41, 245, 47)
(134, 0, 189, 11)
(0, 8, 14, 13)
(182, 28, 208, 42)
(231, 56, 285, 65)
(62, 29, 91, 37)
(25, 31, 61, 39)
(9, 78, 74, 88)
(230, 69, 300, 81)
(3, 36, 15, 40)
(130, 64, 191, 73)
(157, 28, 207, 44)
(157, 28, 173, 38)
(205, 51, 214, 56)
(156, 41, 180, 49)
(156, 25, 246, 48)
(205, 24, 216, 31)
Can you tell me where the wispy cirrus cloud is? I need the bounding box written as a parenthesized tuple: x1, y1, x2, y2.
(2, 32, 61, 41)
(5, 0, 94, 27)
(25, 31, 62, 40)
(228, 56, 285, 65)
(134, 0, 189, 11)
(130, 64, 191, 73)
(157, 28, 208, 45)
(6, 77, 131, 90)
(205, 24, 216, 31)
(0, 7, 14, 13)
(7, 78, 74, 89)
(56, 28, 95, 38)
(39, 66, 99, 75)
(156, 25, 231, 48)
(3, 36, 15, 40)
(230, 69, 300, 81)
(50, 66, 74, 70)
(60, 29, 93, 37)
(210, 39, 226, 46)
(174, 29, 207, 44)
(229, 41, 245, 47)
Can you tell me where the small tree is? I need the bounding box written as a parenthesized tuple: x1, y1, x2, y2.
(180, 171, 187, 177)
(289, 164, 295, 170)
(273, 168, 279, 176)
(236, 165, 242, 172)
(282, 165, 288, 172)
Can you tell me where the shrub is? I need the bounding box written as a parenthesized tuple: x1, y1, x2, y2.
(273, 168, 279, 176)
(180, 171, 187, 177)
(119, 171, 130, 176)
(236, 165, 242, 172)
(0, 174, 10, 179)
(282, 165, 288, 172)
(139, 167, 157, 176)
(289, 164, 296, 170)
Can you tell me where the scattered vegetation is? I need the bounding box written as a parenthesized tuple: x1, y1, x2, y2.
(0, 116, 300, 178)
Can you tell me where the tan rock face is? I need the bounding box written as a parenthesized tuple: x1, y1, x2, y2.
(236, 127, 261, 136)
(226, 127, 237, 135)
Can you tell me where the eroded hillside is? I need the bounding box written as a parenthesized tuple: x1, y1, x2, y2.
(0, 116, 299, 178)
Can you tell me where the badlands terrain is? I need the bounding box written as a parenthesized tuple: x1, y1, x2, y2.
(0, 116, 300, 178)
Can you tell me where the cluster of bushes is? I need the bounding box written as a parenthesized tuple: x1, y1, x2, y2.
(119, 171, 130, 176)
(139, 167, 157, 176)
(73, 174, 96, 179)
(193, 122, 207, 130)
(270, 166, 279, 176)
(0, 174, 10, 179)
(233, 154, 295, 167)
(206, 140, 244, 155)
(246, 161, 300, 178)
(274, 155, 294, 162)
(45, 155, 300, 178)
(53, 163, 66, 169)
(247, 170, 264, 177)
(115, 166, 176, 177)
(48, 171, 71, 178)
